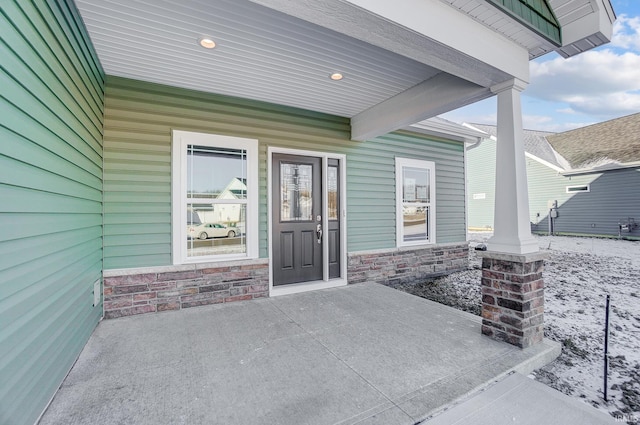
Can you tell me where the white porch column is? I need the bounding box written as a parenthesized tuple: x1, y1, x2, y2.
(487, 79, 538, 254)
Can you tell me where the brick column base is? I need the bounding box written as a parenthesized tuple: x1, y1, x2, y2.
(477, 251, 549, 348)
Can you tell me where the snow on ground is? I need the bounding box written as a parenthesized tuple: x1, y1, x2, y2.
(392, 233, 640, 424)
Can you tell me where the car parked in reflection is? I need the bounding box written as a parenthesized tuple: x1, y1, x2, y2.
(188, 223, 239, 240)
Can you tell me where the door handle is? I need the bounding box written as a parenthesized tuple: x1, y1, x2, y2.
(316, 224, 323, 244)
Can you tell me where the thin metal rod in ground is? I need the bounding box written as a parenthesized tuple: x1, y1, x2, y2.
(604, 294, 611, 402)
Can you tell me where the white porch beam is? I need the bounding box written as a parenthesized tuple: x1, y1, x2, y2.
(351, 73, 488, 142)
(487, 79, 539, 255)
(247, 0, 528, 87)
(342, 0, 529, 81)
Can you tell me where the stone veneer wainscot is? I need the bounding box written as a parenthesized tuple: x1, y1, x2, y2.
(348, 242, 469, 286)
(102, 243, 469, 319)
(103, 259, 269, 319)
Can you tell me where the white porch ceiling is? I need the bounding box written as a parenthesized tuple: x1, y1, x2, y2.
(76, 0, 447, 118)
(75, 0, 614, 139)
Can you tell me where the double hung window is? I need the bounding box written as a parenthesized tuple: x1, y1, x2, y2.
(396, 158, 435, 246)
(172, 131, 258, 263)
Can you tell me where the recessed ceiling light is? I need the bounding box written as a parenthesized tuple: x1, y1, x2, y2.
(330, 72, 343, 81)
(199, 36, 216, 49)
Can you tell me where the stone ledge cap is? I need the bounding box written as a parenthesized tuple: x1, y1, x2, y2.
(104, 258, 268, 277)
(348, 241, 469, 257)
(476, 250, 549, 263)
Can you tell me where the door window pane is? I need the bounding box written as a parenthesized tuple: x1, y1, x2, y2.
(281, 163, 313, 221)
(328, 165, 339, 220)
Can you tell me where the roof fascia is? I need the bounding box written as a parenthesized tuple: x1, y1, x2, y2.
(561, 161, 640, 176)
(407, 118, 486, 144)
(525, 152, 565, 172)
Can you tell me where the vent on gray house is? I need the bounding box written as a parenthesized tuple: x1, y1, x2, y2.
(566, 185, 590, 193)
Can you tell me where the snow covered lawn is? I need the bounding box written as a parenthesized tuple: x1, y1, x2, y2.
(392, 234, 640, 423)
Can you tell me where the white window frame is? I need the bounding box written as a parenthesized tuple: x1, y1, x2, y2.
(172, 130, 259, 264)
(566, 184, 590, 193)
(395, 157, 436, 247)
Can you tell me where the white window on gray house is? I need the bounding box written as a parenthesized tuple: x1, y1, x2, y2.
(566, 184, 590, 193)
(395, 158, 435, 246)
(172, 130, 258, 264)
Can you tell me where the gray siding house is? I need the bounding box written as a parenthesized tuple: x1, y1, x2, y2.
(467, 114, 640, 239)
(0, 1, 614, 424)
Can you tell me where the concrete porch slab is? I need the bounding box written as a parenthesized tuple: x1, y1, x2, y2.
(39, 283, 561, 425)
(424, 372, 617, 424)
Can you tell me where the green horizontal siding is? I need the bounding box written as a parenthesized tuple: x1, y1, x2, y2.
(345, 132, 466, 251)
(103, 76, 351, 268)
(467, 140, 640, 238)
(526, 159, 594, 229)
(104, 77, 467, 269)
(529, 163, 640, 237)
(0, 1, 104, 424)
(466, 140, 497, 229)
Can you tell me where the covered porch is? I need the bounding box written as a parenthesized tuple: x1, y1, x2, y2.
(39, 283, 562, 425)
(1, 1, 618, 424)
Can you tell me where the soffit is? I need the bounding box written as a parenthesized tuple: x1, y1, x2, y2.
(441, 0, 560, 58)
(486, 0, 561, 44)
(75, 0, 611, 126)
(441, 0, 614, 58)
(75, 0, 443, 118)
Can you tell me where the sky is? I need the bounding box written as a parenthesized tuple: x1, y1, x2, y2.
(441, 0, 640, 132)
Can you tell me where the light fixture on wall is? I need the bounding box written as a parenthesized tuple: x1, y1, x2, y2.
(198, 36, 216, 49)
(329, 72, 343, 81)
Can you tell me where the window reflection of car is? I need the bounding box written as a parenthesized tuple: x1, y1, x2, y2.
(188, 223, 239, 240)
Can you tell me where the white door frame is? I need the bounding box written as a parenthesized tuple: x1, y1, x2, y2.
(268, 146, 347, 296)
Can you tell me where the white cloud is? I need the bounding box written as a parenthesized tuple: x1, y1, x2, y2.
(441, 109, 590, 132)
(611, 14, 640, 52)
(525, 12, 640, 118)
(440, 111, 496, 126)
(555, 108, 576, 115)
(522, 114, 552, 129)
(522, 118, 595, 133)
(527, 48, 640, 117)
(441, 11, 640, 132)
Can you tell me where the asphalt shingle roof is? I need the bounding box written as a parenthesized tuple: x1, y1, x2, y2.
(469, 123, 564, 169)
(546, 112, 640, 169)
